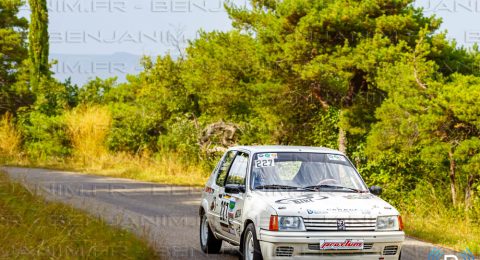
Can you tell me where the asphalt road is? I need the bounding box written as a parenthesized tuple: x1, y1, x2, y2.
(1, 167, 467, 260)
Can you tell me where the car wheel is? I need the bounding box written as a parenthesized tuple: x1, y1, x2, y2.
(199, 213, 222, 254)
(241, 223, 263, 260)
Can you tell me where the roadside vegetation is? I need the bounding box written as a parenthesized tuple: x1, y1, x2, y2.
(0, 171, 157, 259)
(1, 0, 479, 255)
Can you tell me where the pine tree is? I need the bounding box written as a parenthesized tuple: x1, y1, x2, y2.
(0, 0, 30, 114)
(226, 0, 447, 153)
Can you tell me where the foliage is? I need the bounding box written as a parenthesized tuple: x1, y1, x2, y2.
(28, 0, 50, 90)
(17, 110, 70, 159)
(0, 0, 30, 114)
(365, 34, 480, 209)
(157, 116, 201, 159)
(101, 56, 184, 154)
(32, 76, 78, 115)
(107, 102, 163, 153)
(78, 77, 116, 105)
(182, 30, 286, 147)
(226, 0, 446, 148)
(184, 31, 272, 120)
(309, 107, 340, 149)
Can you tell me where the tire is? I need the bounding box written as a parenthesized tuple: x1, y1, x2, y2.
(240, 223, 263, 260)
(199, 213, 222, 254)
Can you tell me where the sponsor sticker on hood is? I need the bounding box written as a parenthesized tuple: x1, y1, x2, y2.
(343, 194, 374, 200)
(319, 239, 364, 250)
(275, 194, 328, 204)
(307, 208, 371, 215)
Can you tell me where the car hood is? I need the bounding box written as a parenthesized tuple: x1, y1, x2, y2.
(252, 191, 399, 218)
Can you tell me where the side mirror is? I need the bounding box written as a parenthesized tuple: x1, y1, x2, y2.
(225, 184, 246, 194)
(369, 185, 382, 195)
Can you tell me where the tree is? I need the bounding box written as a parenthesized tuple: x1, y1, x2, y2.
(227, 0, 445, 152)
(103, 56, 187, 153)
(438, 75, 480, 207)
(28, 0, 49, 90)
(182, 30, 282, 144)
(366, 35, 480, 207)
(0, 0, 30, 114)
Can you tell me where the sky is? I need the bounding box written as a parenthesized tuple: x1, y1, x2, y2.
(21, 0, 249, 56)
(19, 0, 480, 84)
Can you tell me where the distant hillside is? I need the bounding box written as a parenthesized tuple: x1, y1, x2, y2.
(50, 52, 143, 86)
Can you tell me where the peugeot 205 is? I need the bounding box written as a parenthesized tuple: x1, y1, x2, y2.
(199, 146, 404, 260)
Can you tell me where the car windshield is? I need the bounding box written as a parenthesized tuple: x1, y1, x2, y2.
(251, 152, 368, 192)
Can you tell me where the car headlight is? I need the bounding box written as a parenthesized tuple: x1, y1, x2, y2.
(279, 216, 305, 231)
(376, 216, 400, 231)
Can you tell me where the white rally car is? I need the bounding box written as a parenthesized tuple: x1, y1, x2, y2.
(199, 146, 404, 260)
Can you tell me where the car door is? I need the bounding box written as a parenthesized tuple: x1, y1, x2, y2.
(210, 150, 237, 233)
(219, 151, 249, 242)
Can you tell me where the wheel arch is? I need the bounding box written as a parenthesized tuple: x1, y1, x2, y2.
(240, 218, 255, 251)
(200, 197, 210, 216)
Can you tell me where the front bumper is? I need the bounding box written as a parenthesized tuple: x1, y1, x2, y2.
(258, 230, 404, 260)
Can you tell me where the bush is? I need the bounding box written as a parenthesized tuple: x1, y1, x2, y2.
(107, 103, 163, 154)
(18, 111, 70, 160)
(158, 116, 200, 161)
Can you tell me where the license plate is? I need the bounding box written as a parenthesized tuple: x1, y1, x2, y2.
(319, 239, 364, 250)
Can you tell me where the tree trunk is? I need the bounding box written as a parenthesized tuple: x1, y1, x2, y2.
(448, 149, 457, 206)
(337, 69, 367, 155)
(338, 127, 347, 154)
(465, 173, 474, 209)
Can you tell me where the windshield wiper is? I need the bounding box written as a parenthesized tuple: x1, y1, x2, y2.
(255, 184, 307, 190)
(303, 184, 364, 193)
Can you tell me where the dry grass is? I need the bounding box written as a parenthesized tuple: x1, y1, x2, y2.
(65, 105, 111, 165)
(9, 152, 209, 187)
(0, 113, 21, 159)
(67, 152, 210, 186)
(399, 183, 480, 255)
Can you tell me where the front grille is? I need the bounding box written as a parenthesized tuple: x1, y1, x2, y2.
(383, 245, 398, 255)
(363, 243, 374, 250)
(276, 246, 294, 257)
(301, 252, 379, 256)
(308, 242, 374, 251)
(304, 218, 377, 231)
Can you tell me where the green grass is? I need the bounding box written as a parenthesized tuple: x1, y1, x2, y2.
(0, 171, 159, 259)
(404, 213, 480, 255)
